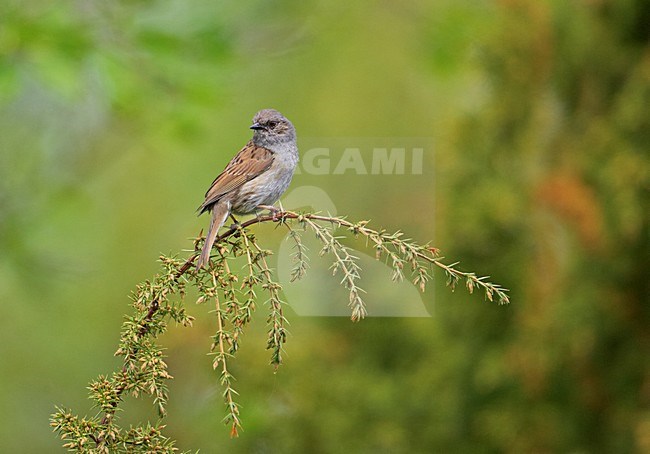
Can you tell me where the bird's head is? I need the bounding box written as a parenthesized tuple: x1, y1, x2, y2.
(250, 109, 296, 146)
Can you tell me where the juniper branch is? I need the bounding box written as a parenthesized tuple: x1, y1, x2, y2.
(52, 209, 510, 451)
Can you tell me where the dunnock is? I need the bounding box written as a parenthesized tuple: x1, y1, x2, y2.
(197, 109, 299, 268)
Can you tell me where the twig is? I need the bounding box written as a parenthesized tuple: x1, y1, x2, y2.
(210, 270, 242, 437)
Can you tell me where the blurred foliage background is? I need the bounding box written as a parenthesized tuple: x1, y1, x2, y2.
(1, 0, 649, 452)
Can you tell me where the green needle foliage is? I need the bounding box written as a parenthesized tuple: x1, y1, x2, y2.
(51, 210, 509, 452)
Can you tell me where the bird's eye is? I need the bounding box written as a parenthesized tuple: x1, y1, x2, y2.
(268, 121, 278, 128)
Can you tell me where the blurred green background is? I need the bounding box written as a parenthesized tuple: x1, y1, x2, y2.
(1, 0, 649, 452)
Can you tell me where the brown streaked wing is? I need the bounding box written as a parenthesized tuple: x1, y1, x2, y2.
(199, 141, 275, 212)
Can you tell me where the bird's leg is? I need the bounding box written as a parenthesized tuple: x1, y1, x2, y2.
(229, 213, 240, 230)
(257, 204, 283, 221)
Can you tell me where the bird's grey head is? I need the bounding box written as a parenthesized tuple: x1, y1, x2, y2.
(250, 109, 296, 148)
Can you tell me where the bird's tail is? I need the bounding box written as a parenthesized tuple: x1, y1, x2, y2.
(197, 201, 230, 269)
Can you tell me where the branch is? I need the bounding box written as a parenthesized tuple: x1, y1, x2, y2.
(191, 210, 509, 305)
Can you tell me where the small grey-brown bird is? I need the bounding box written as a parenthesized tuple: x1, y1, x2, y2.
(196, 109, 299, 268)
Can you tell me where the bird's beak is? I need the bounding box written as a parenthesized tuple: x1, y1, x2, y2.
(250, 122, 265, 131)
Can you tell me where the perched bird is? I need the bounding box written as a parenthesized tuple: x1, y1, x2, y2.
(197, 109, 299, 268)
